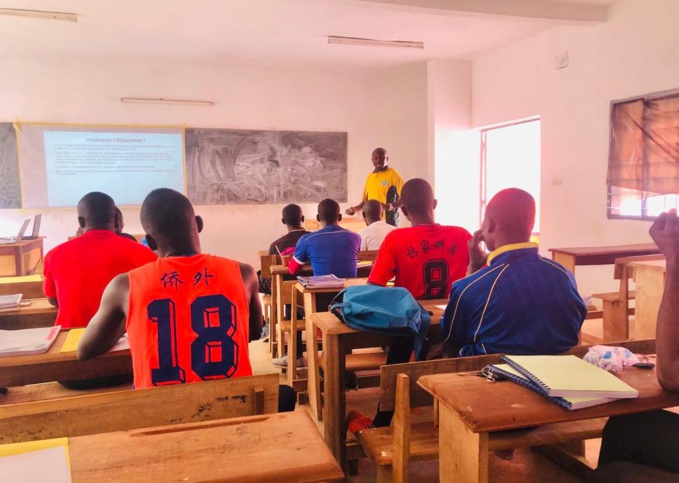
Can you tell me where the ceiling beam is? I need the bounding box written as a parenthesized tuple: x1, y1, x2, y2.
(345, 0, 609, 23)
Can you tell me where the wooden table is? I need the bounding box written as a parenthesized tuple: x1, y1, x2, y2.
(0, 298, 57, 330)
(629, 259, 666, 339)
(0, 274, 44, 298)
(418, 366, 679, 483)
(0, 237, 44, 277)
(0, 330, 131, 387)
(312, 300, 447, 471)
(549, 243, 661, 274)
(66, 411, 344, 482)
(292, 278, 368, 420)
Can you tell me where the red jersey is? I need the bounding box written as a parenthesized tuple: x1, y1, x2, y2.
(126, 254, 253, 389)
(368, 224, 472, 300)
(43, 230, 157, 328)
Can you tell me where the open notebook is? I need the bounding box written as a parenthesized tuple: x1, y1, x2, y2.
(501, 354, 639, 399)
(484, 363, 615, 410)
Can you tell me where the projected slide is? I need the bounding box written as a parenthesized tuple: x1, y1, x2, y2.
(17, 124, 185, 208)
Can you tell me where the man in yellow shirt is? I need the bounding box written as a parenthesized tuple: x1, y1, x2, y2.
(345, 147, 404, 226)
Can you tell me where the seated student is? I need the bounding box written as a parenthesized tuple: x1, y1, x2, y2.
(590, 211, 679, 482)
(44, 192, 157, 329)
(433, 188, 586, 358)
(348, 178, 471, 430)
(258, 204, 310, 295)
(114, 206, 140, 243)
(368, 178, 472, 300)
(271, 199, 360, 368)
(78, 188, 295, 412)
(358, 199, 396, 251)
(288, 198, 361, 278)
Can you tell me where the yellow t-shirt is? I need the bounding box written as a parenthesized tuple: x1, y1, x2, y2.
(362, 167, 404, 203)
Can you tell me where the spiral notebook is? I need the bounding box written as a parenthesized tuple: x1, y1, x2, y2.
(501, 354, 639, 399)
(484, 363, 615, 410)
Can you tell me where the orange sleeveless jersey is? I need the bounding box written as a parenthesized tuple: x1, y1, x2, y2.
(126, 254, 252, 389)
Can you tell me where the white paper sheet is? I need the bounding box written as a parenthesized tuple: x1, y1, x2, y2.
(0, 446, 71, 483)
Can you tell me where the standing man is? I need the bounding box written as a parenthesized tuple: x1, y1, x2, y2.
(43, 192, 157, 329)
(358, 199, 396, 251)
(346, 147, 404, 226)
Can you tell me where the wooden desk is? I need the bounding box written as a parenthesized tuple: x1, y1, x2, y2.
(312, 300, 447, 470)
(0, 274, 44, 298)
(0, 237, 44, 277)
(418, 366, 679, 483)
(549, 243, 661, 274)
(0, 298, 57, 330)
(0, 330, 131, 387)
(292, 278, 368, 420)
(630, 259, 666, 339)
(65, 411, 344, 482)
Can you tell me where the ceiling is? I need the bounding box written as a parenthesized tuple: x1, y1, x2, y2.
(0, 0, 621, 71)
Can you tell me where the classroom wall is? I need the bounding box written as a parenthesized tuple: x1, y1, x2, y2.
(472, 0, 679, 296)
(0, 56, 434, 267)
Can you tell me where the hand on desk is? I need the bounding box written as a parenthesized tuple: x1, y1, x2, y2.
(426, 342, 457, 360)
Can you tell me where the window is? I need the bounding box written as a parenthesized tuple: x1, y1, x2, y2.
(480, 119, 541, 233)
(608, 90, 679, 220)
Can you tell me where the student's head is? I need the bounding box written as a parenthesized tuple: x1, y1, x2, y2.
(400, 178, 437, 226)
(362, 199, 383, 225)
(317, 198, 341, 226)
(114, 206, 124, 234)
(481, 188, 535, 252)
(77, 192, 116, 232)
(140, 188, 203, 256)
(281, 204, 304, 229)
(371, 148, 388, 171)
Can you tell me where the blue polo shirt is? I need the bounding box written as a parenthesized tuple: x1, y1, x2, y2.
(440, 243, 586, 356)
(292, 224, 361, 278)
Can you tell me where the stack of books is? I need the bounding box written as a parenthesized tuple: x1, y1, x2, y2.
(0, 294, 22, 313)
(297, 274, 346, 289)
(484, 354, 639, 410)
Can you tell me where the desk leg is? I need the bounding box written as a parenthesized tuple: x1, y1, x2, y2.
(323, 331, 347, 470)
(634, 266, 664, 340)
(288, 288, 299, 387)
(305, 292, 322, 421)
(553, 253, 576, 275)
(439, 404, 489, 483)
(275, 275, 285, 359)
(270, 276, 279, 357)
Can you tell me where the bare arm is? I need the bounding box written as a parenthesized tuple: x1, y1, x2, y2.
(239, 262, 263, 341)
(346, 201, 366, 216)
(650, 212, 679, 391)
(77, 274, 129, 360)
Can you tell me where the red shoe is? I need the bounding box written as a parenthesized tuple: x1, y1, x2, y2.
(347, 410, 373, 434)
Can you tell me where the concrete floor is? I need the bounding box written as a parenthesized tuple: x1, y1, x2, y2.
(248, 320, 607, 482)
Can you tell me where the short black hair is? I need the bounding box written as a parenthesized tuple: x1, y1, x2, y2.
(282, 204, 303, 226)
(140, 188, 195, 239)
(78, 192, 116, 228)
(318, 198, 340, 224)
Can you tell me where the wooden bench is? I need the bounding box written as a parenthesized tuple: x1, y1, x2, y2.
(0, 297, 57, 330)
(66, 411, 344, 482)
(358, 339, 656, 482)
(0, 274, 44, 299)
(591, 254, 665, 341)
(0, 373, 279, 444)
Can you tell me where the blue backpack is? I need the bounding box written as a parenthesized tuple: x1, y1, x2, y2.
(330, 285, 431, 360)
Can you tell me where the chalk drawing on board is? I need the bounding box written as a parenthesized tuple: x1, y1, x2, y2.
(186, 128, 347, 205)
(0, 123, 20, 209)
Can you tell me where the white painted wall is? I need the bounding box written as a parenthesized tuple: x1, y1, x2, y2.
(472, 0, 679, 296)
(0, 57, 431, 268)
(427, 59, 479, 233)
